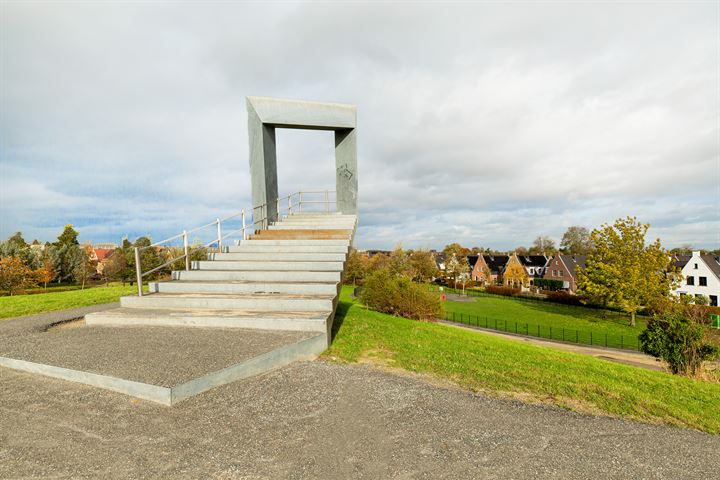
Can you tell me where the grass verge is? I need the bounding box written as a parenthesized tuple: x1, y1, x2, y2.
(0, 285, 143, 319)
(324, 286, 720, 434)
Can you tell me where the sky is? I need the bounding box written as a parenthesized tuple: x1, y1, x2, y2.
(1, 1, 719, 251)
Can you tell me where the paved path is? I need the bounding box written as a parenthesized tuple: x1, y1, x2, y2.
(1, 360, 717, 479)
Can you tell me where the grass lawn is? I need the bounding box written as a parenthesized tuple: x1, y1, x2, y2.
(324, 286, 720, 434)
(0, 284, 143, 319)
(442, 293, 646, 350)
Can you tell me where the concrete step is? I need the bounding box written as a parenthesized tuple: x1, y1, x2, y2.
(149, 280, 338, 295)
(268, 224, 353, 231)
(208, 252, 347, 262)
(235, 240, 350, 247)
(251, 232, 350, 240)
(120, 293, 335, 312)
(283, 213, 353, 218)
(225, 245, 348, 253)
(85, 308, 329, 332)
(172, 270, 341, 282)
(192, 260, 344, 271)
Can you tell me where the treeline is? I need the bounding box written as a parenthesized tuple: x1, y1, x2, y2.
(0, 226, 206, 295)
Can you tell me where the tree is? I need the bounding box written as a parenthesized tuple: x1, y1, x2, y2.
(409, 250, 438, 283)
(344, 249, 369, 285)
(72, 245, 94, 289)
(576, 217, 674, 326)
(0, 257, 38, 295)
(639, 301, 718, 375)
(388, 245, 413, 277)
(54, 224, 80, 247)
(124, 237, 163, 283)
(102, 250, 127, 284)
(37, 256, 55, 290)
(514, 246, 529, 255)
(444, 254, 469, 288)
(529, 236, 557, 255)
(560, 226, 593, 255)
(442, 243, 471, 259)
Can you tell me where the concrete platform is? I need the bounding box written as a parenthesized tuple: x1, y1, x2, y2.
(0, 323, 325, 405)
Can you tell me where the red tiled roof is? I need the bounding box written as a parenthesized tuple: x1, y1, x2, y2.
(94, 248, 114, 263)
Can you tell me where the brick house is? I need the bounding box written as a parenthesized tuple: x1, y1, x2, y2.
(543, 254, 587, 293)
(470, 254, 509, 285)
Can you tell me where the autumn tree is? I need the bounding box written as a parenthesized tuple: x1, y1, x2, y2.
(444, 253, 469, 288)
(529, 236, 557, 255)
(388, 245, 414, 277)
(560, 226, 593, 255)
(576, 217, 674, 326)
(102, 250, 127, 284)
(0, 257, 38, 295)
(409, 250, 438, 283)
(344, 249, 369, 285)
(37, 256, 55, 290)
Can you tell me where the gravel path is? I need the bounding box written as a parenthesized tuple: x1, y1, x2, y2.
(1, 360, 718, 479)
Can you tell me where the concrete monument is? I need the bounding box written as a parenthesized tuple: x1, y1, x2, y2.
(246, 96, 357, 222)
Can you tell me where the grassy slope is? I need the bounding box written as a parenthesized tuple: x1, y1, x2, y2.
(0, 285, 141, 319)
(443, 294, 646, 348)
(324, 286, 720, 434)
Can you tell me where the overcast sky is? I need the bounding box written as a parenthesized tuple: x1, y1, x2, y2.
(1, 1, 718, 251)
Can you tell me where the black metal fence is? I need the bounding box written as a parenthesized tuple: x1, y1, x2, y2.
(441, 310, 641, 351)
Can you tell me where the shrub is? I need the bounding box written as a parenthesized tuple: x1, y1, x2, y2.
(360, 268, 444, 321)
(533, 278, 564, 291)
(546, 291, 585, 306)
(485, 285, 520, 297)
(639, 303, 719, 375)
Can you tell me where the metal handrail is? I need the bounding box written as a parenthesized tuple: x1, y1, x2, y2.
(132, 189, 337, 296)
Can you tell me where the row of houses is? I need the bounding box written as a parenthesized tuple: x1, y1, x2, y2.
(440, 250, 720, 306)
(463, 253, 587, 292)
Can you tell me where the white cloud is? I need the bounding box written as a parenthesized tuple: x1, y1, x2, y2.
(1, 1, 718, 250)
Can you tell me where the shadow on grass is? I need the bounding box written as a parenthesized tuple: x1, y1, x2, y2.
(331, 298, 354, 341)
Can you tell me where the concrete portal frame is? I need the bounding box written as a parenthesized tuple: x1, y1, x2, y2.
(247, 96, 357, 223)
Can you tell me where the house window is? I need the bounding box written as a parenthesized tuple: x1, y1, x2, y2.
(686, 276, 694, 286)
(694, 263, 698, 269)
(558, 270, 563, 277)
(529, 267, 535, 275)
(710, 295, 718, 307)
(699, 277, 707, 286)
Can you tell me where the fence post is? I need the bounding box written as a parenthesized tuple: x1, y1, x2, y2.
(550, 326, 552, 339)
(134, 247, 142, 297)
(241, 210, 246, 240)
(537, 325, 540, 337)
(515, 322, 517, 334)
(525, 323, 528, 335)
(453, 312, 456, 322)
(216, 218, 222, 253)
(183, 230, 189, 271)
(562, 328, 565, 341)
(605, 333, 608, 347)
(621, 335, 624, 350)
(590, 332, 593, 346)
(485, 316, 488, 328)
(575, 330, 578, 343)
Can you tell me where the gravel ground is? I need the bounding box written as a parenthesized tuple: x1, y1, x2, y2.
(0, 325, 315, 386)
(1, 360, 718, 479)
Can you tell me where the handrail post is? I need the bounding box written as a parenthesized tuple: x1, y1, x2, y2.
(134, 247, 143, 296)
(299, 191, 302, 213)
(183, 230, 189, 271)
(216, 218, 222, 253)
(241, 209, 246, 240)
(288, 195, 292, 215)
(276, 197, 281, 221)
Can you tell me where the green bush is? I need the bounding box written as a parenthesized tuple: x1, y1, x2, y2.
(360, 268, 444, 321)
(533, 278, 564, 290)
(639, 304, 719, 375)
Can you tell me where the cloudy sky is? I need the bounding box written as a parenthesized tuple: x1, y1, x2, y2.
(1, 1, 718, 251)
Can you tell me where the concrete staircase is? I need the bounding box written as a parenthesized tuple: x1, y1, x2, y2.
(86, 212, 357, 347)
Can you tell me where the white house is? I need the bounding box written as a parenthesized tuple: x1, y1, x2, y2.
(674, 251, 720, 307)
